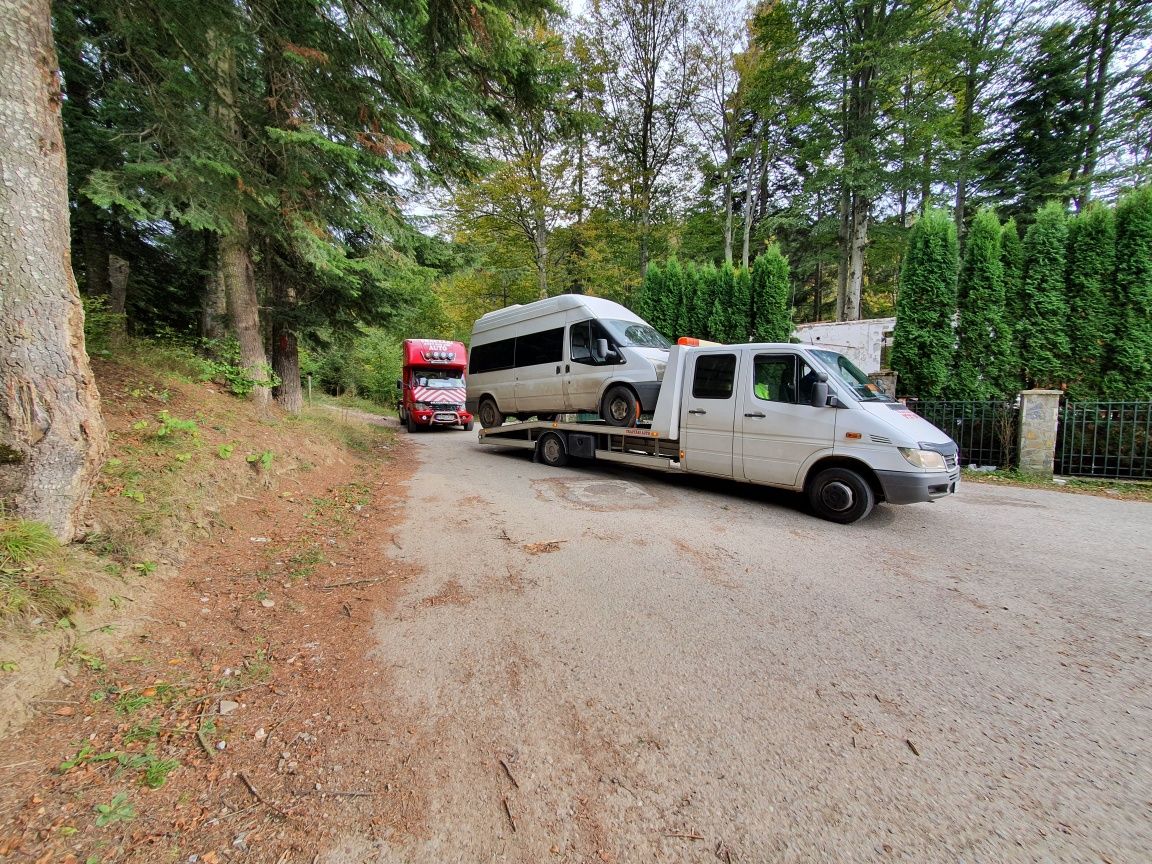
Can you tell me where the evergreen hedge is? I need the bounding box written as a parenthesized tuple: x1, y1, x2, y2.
(1019, 201, 1070, 389)
(751, 244, 792, 342)
(952, 208, 1014, 398)
(1065, 204, 1116, 398)
(1106, 186, 1152, 399)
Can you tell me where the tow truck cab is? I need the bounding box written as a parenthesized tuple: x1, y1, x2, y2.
(397, 339, 473, 432)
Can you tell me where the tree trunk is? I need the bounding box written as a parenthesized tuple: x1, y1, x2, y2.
(219, 212, 271, 410)
(77, 201, 110, 297)
(0, 0, 107, 540)
(836, 181, 850, 320)
(108, 255, 129, 317)
(845, 192, 868, 321)
(272, 319, 302, 415)
(723, 171, 734, 266)
(200, 232, 227, 339)
(741, 155, 755, 270)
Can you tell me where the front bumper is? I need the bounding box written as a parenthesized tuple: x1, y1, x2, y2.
(875, 469, 959, 504)
(411, 410, 472, 427)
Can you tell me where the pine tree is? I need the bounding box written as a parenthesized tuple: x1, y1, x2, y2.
(1065, 204, 1116, 397)
(890, 210, 958, 398)
(1000, 218, 1025, 389)
(751, 244, 791, 342)
(951, 209, 1013, 398)
(1105, 186, 1152, 398)
(1019, 202, 1071, 389)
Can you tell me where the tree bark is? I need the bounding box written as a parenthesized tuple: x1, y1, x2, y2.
(845, 192, 868, 321)
(0, 0, 107, 540)
(218, 212, 271, 410)
(201, 233, 228, 339)
(271, 316, 302, 415)
(108, 255, 129, 317)
(77, 201, 110, 297)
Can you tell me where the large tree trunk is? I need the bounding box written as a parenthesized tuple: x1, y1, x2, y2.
(0, 0, 107, 540)
(845, 192, 868, 321)
(108, 254, 129, 317)
(271, 319, 302, 415)
(200, 233, 227, 339)
(77, 201, 110, 297)
(218, 212, 271, 410)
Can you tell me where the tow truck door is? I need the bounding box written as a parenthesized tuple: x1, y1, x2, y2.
(679, 349, 739, 478)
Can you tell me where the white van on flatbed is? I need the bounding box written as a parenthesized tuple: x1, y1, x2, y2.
(466, 295, 670, 428)
(476, 341, 959, 523)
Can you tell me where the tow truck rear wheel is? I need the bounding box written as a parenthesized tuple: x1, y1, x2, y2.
(601, 386, 638, 427)
(537, 432, 568, 468)
(807, 467, 875, 524)
(478, 398, 504, 429)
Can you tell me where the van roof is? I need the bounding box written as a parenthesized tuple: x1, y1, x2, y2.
(472, 295, 644, 334)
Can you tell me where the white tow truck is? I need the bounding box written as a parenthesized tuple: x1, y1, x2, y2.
(477, 341, 960, 523)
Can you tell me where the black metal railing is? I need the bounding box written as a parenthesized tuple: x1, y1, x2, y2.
(905, 399, 1019, 469)
(1056, 401, 1152, 480)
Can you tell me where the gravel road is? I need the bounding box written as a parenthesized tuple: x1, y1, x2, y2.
(329, 429, 1151, 864)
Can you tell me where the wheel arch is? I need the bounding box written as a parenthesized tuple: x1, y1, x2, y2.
(801, 455, 886, 503)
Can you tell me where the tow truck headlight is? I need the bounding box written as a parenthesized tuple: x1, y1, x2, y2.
(898, 447, 947, 470)
(412, 402, 431, 410)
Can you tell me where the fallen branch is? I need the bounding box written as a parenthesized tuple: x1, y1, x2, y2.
(239, 771, 288, 818)
(502, 796, 517, 833)
(498, 756, 519, 789)
(666, 832, 704, 840)
(315, 789, 376, 798)
(321, 577, 385, 590)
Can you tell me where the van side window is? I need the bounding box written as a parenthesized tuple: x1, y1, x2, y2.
(515, 327, 564, 367)
(469, 338, 514, 374)
(570, 320, 593, 363)
(692, 354, 736, 399)
(753, 355, 798, 403)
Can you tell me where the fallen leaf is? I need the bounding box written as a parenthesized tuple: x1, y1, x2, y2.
(54, 706, 76, 717)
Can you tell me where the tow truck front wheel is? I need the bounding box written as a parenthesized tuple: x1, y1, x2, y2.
(537, 432, 568, 468)
(807, 467, 875, 524)
(478, 398, 504, 429)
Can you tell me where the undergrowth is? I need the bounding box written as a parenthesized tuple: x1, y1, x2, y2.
(0, 519, 93, 623)
(962, 467, 1152, 501)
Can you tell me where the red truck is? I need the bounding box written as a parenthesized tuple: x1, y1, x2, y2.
(396, 339, 473, 432)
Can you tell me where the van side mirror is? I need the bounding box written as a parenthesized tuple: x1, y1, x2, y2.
(810, 381, 829, 407)
(593, 338, 609, 363)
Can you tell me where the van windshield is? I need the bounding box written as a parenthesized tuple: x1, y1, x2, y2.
(810, 350, 892, 402)
(413, 369, 465, 388)
(601, 320, 671, 350)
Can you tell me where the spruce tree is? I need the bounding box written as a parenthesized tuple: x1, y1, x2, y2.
(1019, 202, 1071, 389)
(1065, 203, 1116, 397)
(890, 210, 958, 398)
(751, 244, 791, 342)
(1000, 219, 1026, 389)
(952, 209, 1014, 398)
(1105, 186, 1152, 399)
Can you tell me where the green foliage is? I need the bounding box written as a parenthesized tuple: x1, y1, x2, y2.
(636, 262, 664, 327)
(1106, 186, 1152, 398)
(0, 520, 58, 568)
(311, 328, 404, 407)
(730, 267, 752, 342)
(1019, 202, 1071, 389)
(94, 792, 136, 827)
(750, 245, 791, 342)
(662, 260, 688, 338)
(246, 451, 275, 471)
(1065, 204, 1116, 397)
(952, 209, 1014, 399)
(708, 264, 738, 343)
(681, 263, 711, 340)
(890, 211, 958, 398)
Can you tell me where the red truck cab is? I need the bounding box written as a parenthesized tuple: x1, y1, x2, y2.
(397, 339, 473, 432)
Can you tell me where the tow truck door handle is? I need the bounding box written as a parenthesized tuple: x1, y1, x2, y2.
(744, 411, 766, 418)
(688, 408, 707, 415)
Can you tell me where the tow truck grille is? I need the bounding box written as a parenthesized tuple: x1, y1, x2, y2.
(430, 402, 464, 411)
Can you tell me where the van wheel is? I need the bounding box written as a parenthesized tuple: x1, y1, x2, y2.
(807, 467, 875, 524)
(478, 398, 504, 429)
(601, 386, 638, 427)
(537, 432, 568, 467)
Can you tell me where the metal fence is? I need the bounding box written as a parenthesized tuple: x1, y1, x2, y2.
(905, 399, 1019, 468)
(1056, 401, 1152, 480)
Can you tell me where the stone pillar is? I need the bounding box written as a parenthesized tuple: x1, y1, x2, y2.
(1017, 390, 1062, 477)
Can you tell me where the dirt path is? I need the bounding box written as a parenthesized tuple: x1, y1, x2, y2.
(0, 417, 425, 862)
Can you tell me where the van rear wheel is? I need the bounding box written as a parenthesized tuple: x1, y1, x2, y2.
(807, 467, 875, 524)
(478, 398, 504, 429)
(601, 386, 638, 427)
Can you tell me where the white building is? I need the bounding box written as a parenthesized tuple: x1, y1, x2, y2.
(793, 317, 896, 374)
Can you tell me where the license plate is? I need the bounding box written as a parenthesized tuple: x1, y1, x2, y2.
(434, 413, 457, 423)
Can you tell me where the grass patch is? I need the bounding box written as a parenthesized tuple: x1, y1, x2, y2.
(311, 392, 393, 414)
(962, 468, 1152, 501)
(0, 519, 93, 624)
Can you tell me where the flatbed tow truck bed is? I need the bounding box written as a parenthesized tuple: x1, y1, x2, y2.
(478, 419, 682, 470)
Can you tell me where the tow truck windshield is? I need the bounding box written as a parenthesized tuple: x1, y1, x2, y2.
(811, 350, 893, 402)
